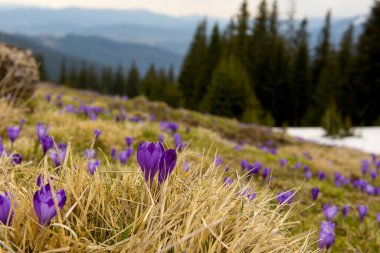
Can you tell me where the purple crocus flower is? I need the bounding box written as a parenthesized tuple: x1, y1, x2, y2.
(318, 221, 335, 251)
(85, 149, 96, 159)
(294, 162, 302, 170)
(241, 159, 248, 170)
(0, 192, 14, 225)
(45, 93, 51, 102)
(33, 183, 66, 226)
(160, 122, 178, 133)
(370, 169, 377, 180)
(342, 205, 350, 218)
(50, 145, 67, 167)
(377, 213, 380, 228)
(88, 159, 100, 174)
(248, 192, 257, 201)
(94, 129, 102, 140)
(366, 184, 375, 195)
(215, 156, 222, 167)
(304, 170, 313, 180)
(7, 126, 21, 144)
(224, 177, 233, 186)
(262, 167, 270, 179)
(137, 141, 177, 185)
(277, 191, 294, 205)
(303, 165, 310, 172)
(361, 160, 370, 175)
(247, 162, 261, 176)
(183, 162, 191, 172)
(125, 137, 133, 147)
(311, 187, 320, 201)
(280, 158, 287, 168)
(110, 148, 116, 160)
(12, 153, 22, 165)
(137, 141, 164, 183)
(36, 123, 50, 141)
(235, 144, 242, 151)
(323, 204, 338, 221)
(186, 126, 190, 134)
(119, 150, 131, 164)
(41, 135, 54, 154)
(357, 205, 368, 223)
(157, 149, 177, 184)
(150, 115, 155, 122)
(173, 133, 183, 152)
(318, 171, 326, 181)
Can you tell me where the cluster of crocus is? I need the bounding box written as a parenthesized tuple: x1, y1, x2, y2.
(0, 192, 14, 226)
(318, 221, 335, 251)
(258, 140, 277, 155)
(239, 187, 256, 201)
(33, 182, 66, 226)
(277, 191, 294, 205)
(137, 141, 177, 185)
(160, 122, 179, 133)
(334, 172, 350, 187)
(247, 162, 261, 176)
(119, 148, 134, 164)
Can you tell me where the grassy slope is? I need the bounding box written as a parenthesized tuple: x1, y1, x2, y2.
(0, 83, 378, 252)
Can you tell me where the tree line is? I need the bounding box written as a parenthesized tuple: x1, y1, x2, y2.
(37, 0, 379, 129)
(179, 0, 380, 129)
(55, 61, 182, 108)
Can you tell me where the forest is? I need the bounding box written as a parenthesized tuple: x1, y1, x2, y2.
(44, 0, 380, 129)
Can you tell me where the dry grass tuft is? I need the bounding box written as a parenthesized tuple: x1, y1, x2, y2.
(0, 145, 312, 252)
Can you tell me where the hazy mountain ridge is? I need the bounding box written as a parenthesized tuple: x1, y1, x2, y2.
(0, 7, 364, 54)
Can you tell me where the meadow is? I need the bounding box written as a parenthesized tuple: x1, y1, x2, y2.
(0, 83, 379, 252)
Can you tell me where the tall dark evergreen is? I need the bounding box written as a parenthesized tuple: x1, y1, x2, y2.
(142, 64, 158, 100)
(59, 59, 67, 84)
(126, 63, 141, 98)
(235, 0, 250, 66)
(290, 19, 311, 126)
(202, 55, 258, 120)
(113, 64, 124, 95)
(179, 20, 208, 109)
(354, 1, 380, 124)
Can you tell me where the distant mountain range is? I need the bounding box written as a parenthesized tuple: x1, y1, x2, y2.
(0, 7, 367, 80)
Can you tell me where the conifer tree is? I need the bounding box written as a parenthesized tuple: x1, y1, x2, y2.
(126, 62, 141, 98)
(113, 64, 124, 95)
(59, 59, 67, 84)
(141, 64, 158, 99)
(290, 19, 311, 126)
(354, 1, 380, 124)
(235, 0, 250, 66)
(179, 20, 208, 109)
(202, 55, 259, 120)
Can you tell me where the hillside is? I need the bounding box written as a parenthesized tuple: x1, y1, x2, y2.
(0, 32, 183, 80)
(0, 83, 378, 251)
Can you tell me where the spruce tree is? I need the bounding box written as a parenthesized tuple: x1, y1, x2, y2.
(290, 19, 311, 126)
(202, 55, 260, 120)
(113, 64, 124, 95)
(126, 63, 141, 98)
(235, 0, 250, 66)
(141, 64, 158, 99)
(179, 20, 208, 109)
(354, 1, 380, 124)
(59, 59, 67, 84)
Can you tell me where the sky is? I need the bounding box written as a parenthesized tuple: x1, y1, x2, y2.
(0, 0, 374, 18)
